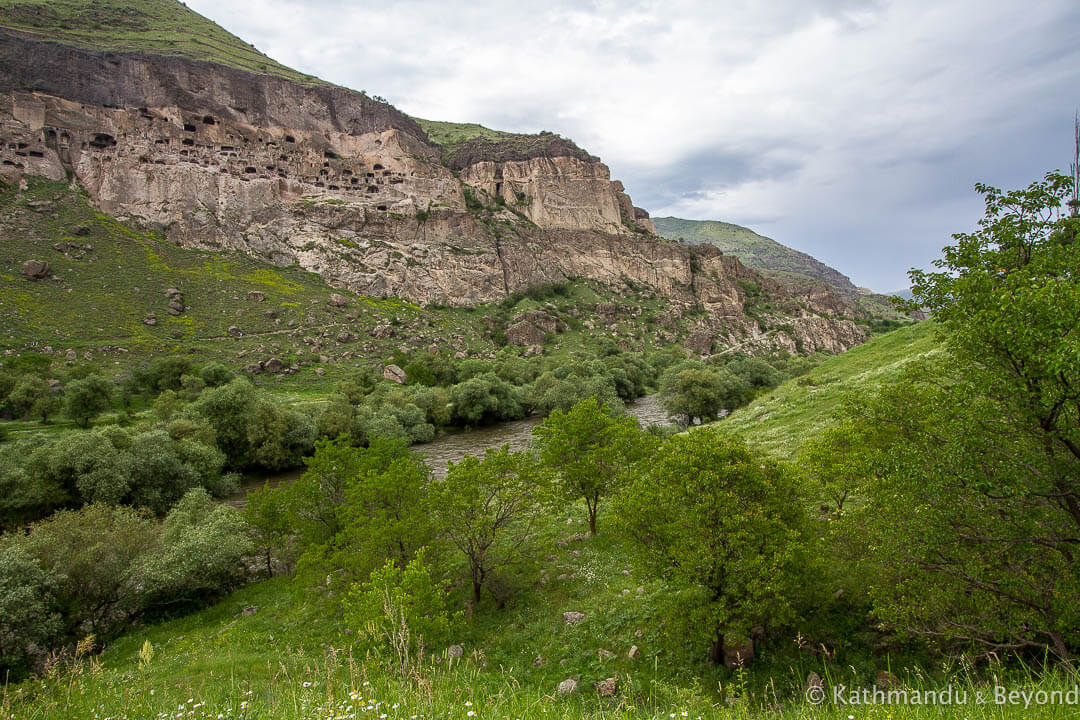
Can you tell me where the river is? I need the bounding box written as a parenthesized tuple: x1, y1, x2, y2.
(226, 394, 671, 507)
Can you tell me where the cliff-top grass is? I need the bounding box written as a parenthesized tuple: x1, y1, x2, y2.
(0, 0, 327, 86)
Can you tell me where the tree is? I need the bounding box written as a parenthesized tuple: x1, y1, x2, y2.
(430, 446, 542, 605)
(64, 374, 112, 428)
(336, 445, 434, 580)
(0, 544, 60, 680)
(245, 481, 295, 577)
(613, 432, 807, 664)
(6, 375, 58, 423)
(841, 170, 1080, 661)
(659, 363, 748, 424)
(533, 396, 657, 534)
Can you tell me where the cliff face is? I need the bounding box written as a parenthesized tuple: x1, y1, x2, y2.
(0, 32, 866, 354)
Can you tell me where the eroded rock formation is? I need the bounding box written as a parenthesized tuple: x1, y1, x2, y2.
(0, 32, 867, 354)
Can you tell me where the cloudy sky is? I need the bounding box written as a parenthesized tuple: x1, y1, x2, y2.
(184, 0, 1080, 291)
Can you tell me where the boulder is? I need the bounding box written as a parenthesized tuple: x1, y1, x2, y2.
(242, 606, 259, 616)
(506, 321, 546, 346)
(248, 291, 266, 302)
(227, 326, 242, 337)
(594, 677, 617, 697)
(264, 358, 284, 373)
(383, 364, 407, 384)
(556, 678, 579, 695)
(628, 645, 640, 659)
(20, 259, 50, 280)
(143, 313, 157, 326)
(684, 332, 714, 355)
(562, 611, 586, 625)
(328, 293, 348, 308)
(371, 324, 394, 339)
(523, 344, 543, 357)
(723, 637, 754, 669)
(876, 670, 900, 689)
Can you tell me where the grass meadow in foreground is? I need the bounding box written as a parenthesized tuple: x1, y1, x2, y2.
(4, 518, 1078, 720)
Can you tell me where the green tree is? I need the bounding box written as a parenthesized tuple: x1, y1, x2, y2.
(430, 446, 542, 605)
(64, 374, 112, 428)
(659, 363, 748, 424)
(6, 376, 57, 423)
(336, 445, 434, 580)
(15, 504, 159, 639)
(143, 489, 252, 613)
(613, 433, 807, 664)
(245, 481, 295, 577)
(844, 170, 1080, 661)
(344, 548, 461, 677)
(533, 396, 656, 534)
(0, 544, 60, 680)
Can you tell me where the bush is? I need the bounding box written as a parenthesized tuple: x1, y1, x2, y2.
(64, 373, 112, 428)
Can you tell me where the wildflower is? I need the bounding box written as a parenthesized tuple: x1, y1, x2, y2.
(467, 713, 475, 718)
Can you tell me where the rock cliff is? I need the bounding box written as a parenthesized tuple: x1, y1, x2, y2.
(0, 31, 866, 354)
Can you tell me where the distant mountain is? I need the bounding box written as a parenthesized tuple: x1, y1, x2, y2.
(652, 217, 862, 297)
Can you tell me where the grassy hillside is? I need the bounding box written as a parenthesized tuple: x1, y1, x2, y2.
(653, 217, 861, 296)
(0, 177, 688, 400)
(714, 321, 941, 460)
(413, 118, 597, 171)
(0, 0, 326, 85)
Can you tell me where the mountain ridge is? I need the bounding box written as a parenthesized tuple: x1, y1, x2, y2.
(0, 0, 872, 357)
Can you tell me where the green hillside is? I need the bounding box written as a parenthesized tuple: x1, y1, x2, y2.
(713, 321, 940, 459)
(653, 216, 861, 295)
(0, 0, 326, 85)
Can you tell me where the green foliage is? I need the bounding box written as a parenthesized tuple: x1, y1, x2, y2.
(198, 362, 234, 388)
(245, 481, 296, 577)
(344, 548, 461, 677)
(0, 543, 60, 679)
(6, 375, 58, 422)
(430, 446, 543, 605)
(335, 442, 434, 581)
(659, 362, 748, 424)
(614, 433, 808, 663)
(533, 397, 657, 534)
(63, 373, 112, 427)
(449, 373, 523, 426)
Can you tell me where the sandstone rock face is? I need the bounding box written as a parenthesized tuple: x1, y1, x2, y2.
(0, 32, 868, 356)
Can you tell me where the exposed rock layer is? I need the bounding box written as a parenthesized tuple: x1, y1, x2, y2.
(0, 33, 867, 354)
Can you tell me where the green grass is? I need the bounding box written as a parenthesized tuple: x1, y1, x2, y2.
(713, 322, 941, 460)
(413, 119, 523, 147)
(0, 0, 327, 85)
(411, 118, 596, 171)
(7, 502, 1076, 719)
(653, 217, 861, 296)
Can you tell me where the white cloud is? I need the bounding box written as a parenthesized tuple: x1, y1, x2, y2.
(184, 0, 1080, 290)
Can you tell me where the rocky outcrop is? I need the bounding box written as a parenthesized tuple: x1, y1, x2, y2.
(0, 32, 868, 356)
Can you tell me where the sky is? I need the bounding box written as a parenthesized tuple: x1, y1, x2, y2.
(184, 0, 1080, 292)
